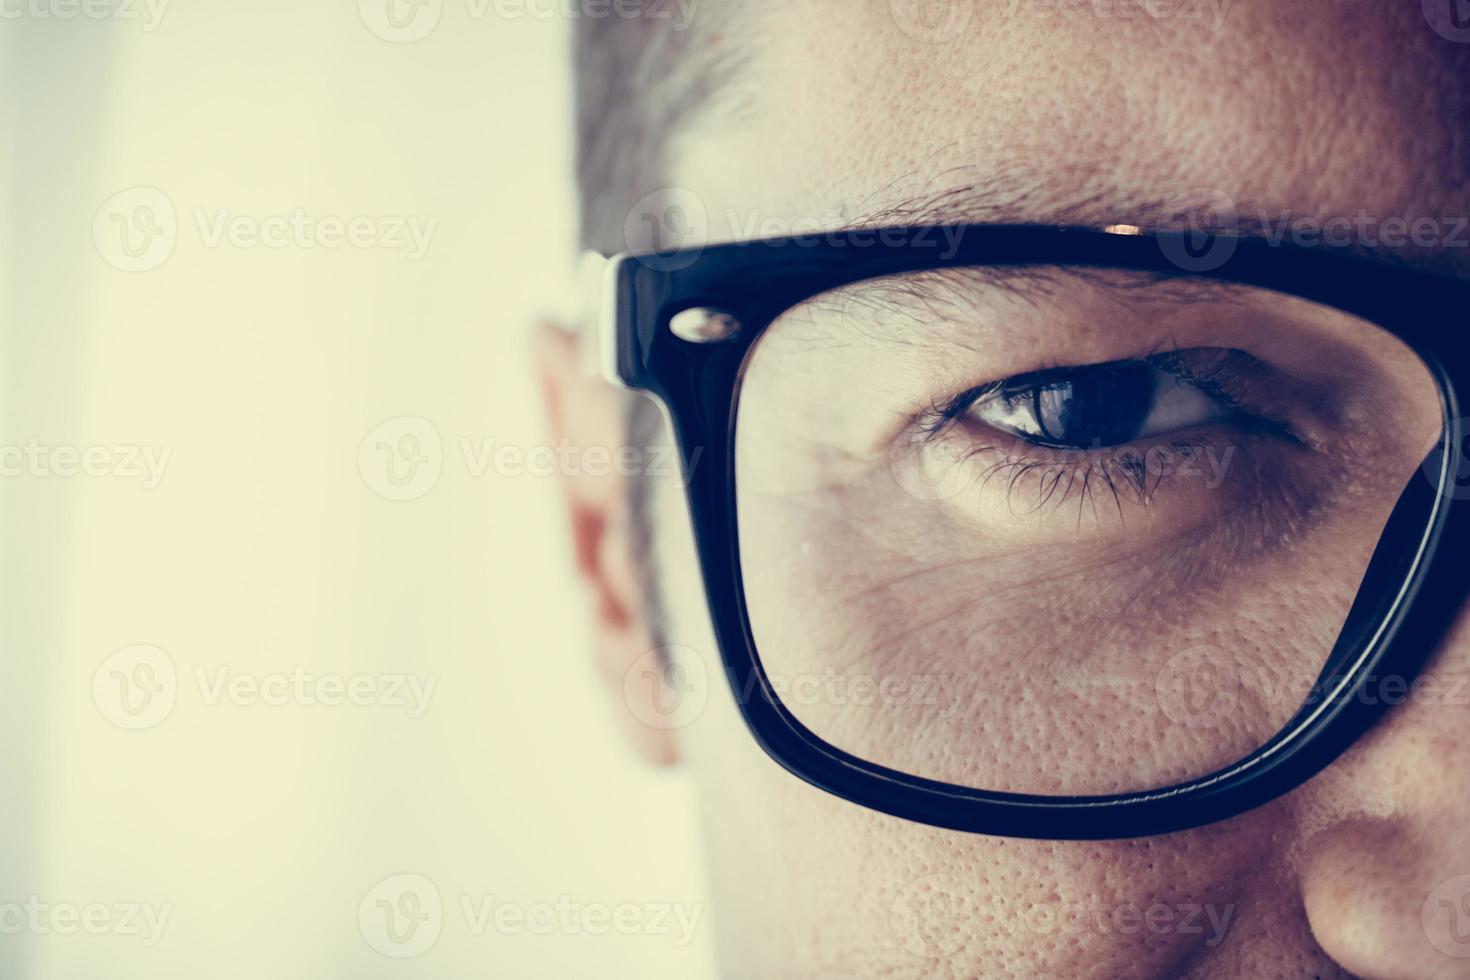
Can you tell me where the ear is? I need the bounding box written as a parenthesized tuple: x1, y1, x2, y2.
(534, 322, 678, 765)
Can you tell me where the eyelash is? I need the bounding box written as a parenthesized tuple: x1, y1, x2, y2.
(932, 435, 1233, 523)
(911, 352, 1284, 520)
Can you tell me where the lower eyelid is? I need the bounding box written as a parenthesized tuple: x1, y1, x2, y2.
(907, 418, 1316, 536)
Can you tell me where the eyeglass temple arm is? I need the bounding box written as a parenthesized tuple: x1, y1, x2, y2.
(574, 250, 630, 390)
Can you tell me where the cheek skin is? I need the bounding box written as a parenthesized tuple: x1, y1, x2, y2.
(647, 463, 1359, 977)
(738, 533, 1357, 796)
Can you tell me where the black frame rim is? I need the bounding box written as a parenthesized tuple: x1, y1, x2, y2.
(607, 225, 1470, 839)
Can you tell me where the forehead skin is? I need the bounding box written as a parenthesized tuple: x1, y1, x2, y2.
(672, 0, 1470, 258)
(647, 2, 1470, 978)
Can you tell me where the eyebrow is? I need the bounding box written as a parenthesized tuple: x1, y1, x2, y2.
(793, 264, 1256, 352)
(841, 167, 1183, 231)
(834, 163, 1435, 271)
(744, 163, 1461, 328)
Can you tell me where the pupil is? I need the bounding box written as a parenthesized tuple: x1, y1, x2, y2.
(1030, 363, 1156, 447)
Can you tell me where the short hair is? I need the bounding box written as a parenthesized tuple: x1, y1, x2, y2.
(573, 4, 738, 255)
(573, 7, 739, 632)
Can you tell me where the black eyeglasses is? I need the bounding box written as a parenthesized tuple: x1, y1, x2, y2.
(597, 224, 1470, 840)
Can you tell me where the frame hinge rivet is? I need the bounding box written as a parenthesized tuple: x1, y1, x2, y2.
(669, 307, 742, 343)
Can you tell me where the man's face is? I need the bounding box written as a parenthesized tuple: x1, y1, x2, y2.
(591, 2, 1470, 976)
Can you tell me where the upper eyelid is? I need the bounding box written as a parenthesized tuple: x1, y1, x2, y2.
(920, 352, 1242, 440)
(935, 356, 1169, 421)
(919, 381, 1004, 435)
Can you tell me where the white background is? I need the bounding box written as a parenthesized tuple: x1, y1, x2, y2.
(0, 3, 714, 977)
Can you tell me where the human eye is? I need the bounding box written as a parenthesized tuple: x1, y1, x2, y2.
(906, 348, 1308, 533)
(944, 355, 1241, 451)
